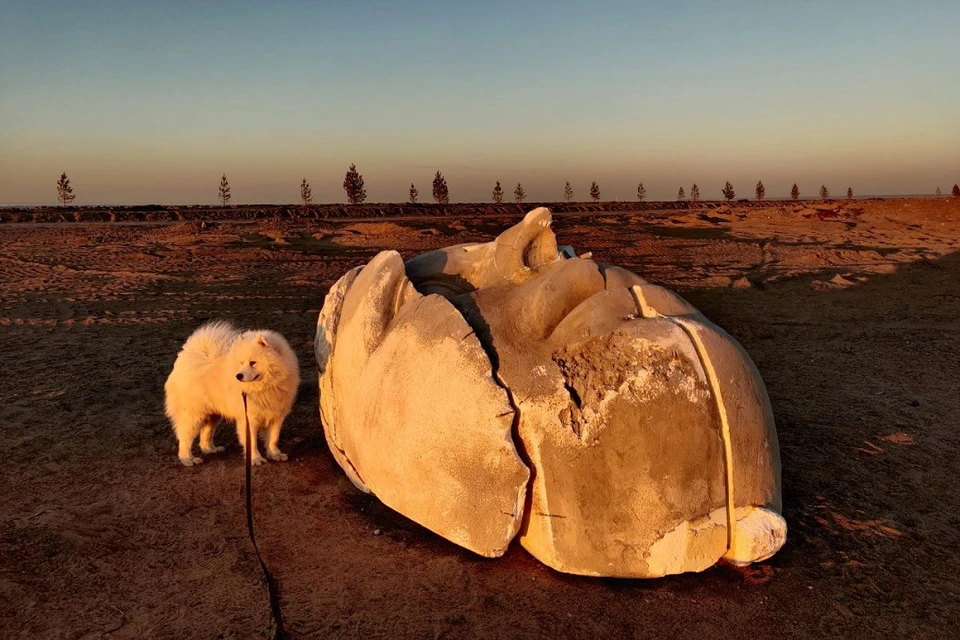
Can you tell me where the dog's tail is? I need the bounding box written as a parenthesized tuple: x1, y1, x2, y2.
(181, 320, 238, 361)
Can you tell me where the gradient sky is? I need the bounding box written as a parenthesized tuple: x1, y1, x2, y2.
(1, 0, 958, 204)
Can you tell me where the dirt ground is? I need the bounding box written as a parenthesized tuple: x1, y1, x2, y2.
(2, 199, 959, 639)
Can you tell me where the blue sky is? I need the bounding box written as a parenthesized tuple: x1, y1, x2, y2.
(1, 0, 958, 204)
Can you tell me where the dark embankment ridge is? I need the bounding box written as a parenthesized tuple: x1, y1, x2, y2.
(0, 198, 882, 224)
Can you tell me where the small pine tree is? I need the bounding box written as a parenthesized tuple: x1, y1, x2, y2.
(564, 181, 574, 202)
(791, 183, 800, 201)
(492, 181, 504, 204)
(722, 181, 735, 201)
(819, 185, 830, 200)
(690, 183, 700, 202)
(677, 186, 685, 201)
(935, 187, 942, 196)
(953, 184, 960, 198)
(514, 182, 526, 204)
(637, 182, 646, 202)
(300, 178, 312, 207)
(755, 180, 765, 201)
(432, 171, 449, 204)
(590, 181, 600, 202)
(218, 174, 231, 205)
(56, 172, 76, 206)
(846, 187, 853, 200)
(343, 164, 366, 204)
(409, 183, 419, 204)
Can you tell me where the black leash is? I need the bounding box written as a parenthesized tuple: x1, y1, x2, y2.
(243, 392, 287, 639)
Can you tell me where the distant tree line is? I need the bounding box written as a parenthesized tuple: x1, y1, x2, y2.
(51, 170, 960, 205)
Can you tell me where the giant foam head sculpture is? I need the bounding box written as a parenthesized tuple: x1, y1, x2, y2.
(315, 208, 785, 578)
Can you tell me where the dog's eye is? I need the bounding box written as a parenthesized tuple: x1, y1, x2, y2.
(249, 361, 257, 366)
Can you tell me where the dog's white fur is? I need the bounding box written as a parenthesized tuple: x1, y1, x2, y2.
(164, 321, 299, 466)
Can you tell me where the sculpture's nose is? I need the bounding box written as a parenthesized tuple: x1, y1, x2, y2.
(723, 507, 788, 566)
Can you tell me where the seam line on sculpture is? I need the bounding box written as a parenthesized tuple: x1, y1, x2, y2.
(630, 285, 738, 555)
(674, 318, 737, 556)
(627, 285, 645, 318)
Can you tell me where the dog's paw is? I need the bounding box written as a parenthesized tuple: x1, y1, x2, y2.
(251, 456, 267, 466)
(180, 456, 203, 467)
(267, 451, 288, 462)
(202, 445, 225, 454)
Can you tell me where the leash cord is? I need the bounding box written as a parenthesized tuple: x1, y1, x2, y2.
(243, 392, 286, 639)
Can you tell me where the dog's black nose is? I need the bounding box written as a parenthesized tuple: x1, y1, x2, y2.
(236, 373, 244, 381)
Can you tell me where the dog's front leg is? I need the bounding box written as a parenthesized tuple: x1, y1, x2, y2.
(236, 419, 266, 466)
(265, 419, 288, 462)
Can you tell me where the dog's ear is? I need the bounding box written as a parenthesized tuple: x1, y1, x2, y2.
(256, 334, 270, 349)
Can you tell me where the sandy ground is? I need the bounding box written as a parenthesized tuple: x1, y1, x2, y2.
(2, 199, 959, 639)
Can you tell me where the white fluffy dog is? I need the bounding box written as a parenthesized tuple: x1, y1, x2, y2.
(165, 321, 299, 466)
